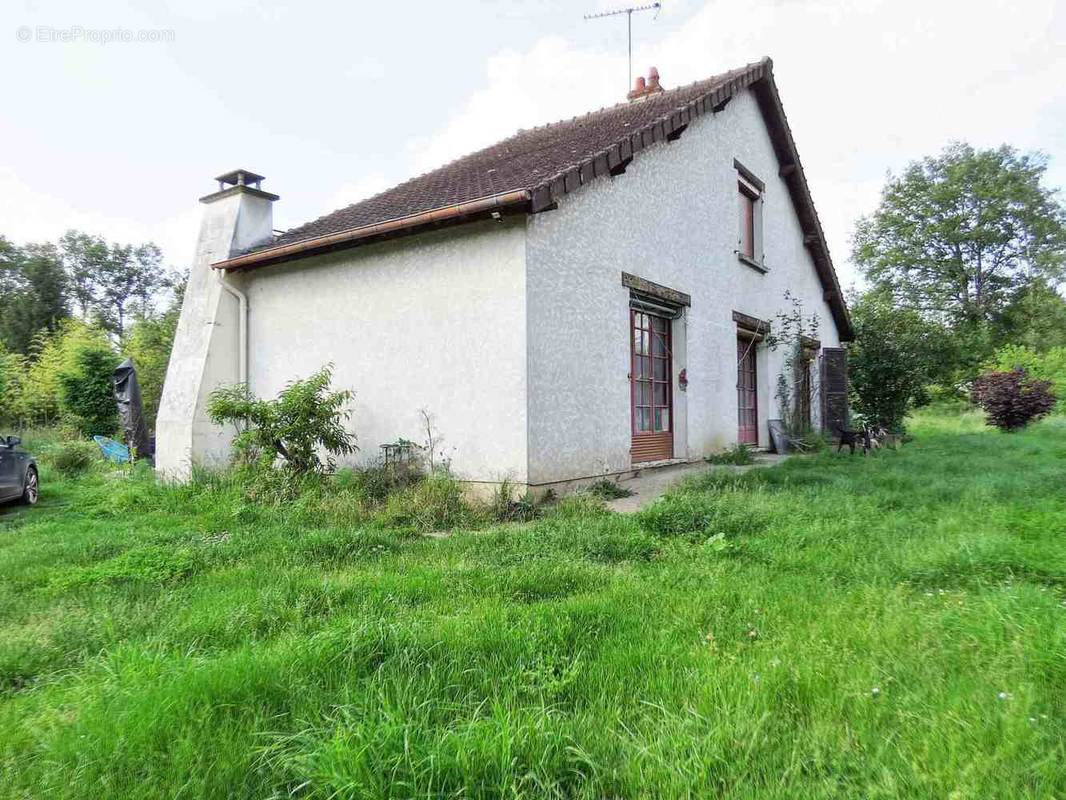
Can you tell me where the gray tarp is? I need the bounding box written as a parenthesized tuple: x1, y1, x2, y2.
(112, 358, 152, 460)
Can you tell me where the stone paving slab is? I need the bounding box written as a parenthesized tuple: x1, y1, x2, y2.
(605, 453, 790, 513)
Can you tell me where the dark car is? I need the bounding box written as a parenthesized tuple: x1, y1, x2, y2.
(0, 436, 38, 506)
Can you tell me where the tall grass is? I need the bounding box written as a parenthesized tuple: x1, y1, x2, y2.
(1, 411, 1064, 798)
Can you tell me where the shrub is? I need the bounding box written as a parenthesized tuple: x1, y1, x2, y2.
(705, 444, 756, 466)
(971, 368, 1056, 431)
(207, 364, 356, 475)
(14, 321, 116, 428)
(42, 439, 100, 476)
(848, 290, 947, 431)
(55, 328, 118, 437)
(984, 344, 1066, 413)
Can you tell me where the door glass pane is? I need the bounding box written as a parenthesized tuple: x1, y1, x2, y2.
(653, 358, 667, 380)
(633, 327, 644, 355)
(637, 356, 649, 379)
(638, 382, 650, 405)
(657, 408, 670, 431)
(652, 332, 666, 356)
(638, 408, 651, 431)
(654, 383, 667, 406)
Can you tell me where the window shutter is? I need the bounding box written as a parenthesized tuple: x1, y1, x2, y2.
(821, 347, 848, 432)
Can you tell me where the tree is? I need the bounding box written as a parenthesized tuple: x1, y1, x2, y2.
(95, 242, 165, 335)
(993, 279, 1066, 352)
(848, 289, 948, 431)
(58, 230, 109, 319)
(122, 309, 179, 432)
(854, 143, 1066, 330)
(0, 242, 69, 353)
(58, 230, 171, 336)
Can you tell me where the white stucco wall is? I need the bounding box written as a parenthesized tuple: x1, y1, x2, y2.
(525, 88, 843, 485)
(157, 188, 273, 480)
(239, 220, 529, 484)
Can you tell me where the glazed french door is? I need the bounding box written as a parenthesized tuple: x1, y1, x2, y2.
(737, 336, 758, 445)
(631, 309, 673, 463)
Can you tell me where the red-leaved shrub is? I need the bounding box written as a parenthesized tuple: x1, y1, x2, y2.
(971, 368, 1056, 432)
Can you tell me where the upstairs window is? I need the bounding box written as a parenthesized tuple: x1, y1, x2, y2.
(739, 182, 757, 259)
(734, 159, 765, 271)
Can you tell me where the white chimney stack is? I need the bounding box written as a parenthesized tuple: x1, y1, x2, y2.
(155, 170, 278, 480)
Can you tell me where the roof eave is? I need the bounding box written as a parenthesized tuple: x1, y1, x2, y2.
(749, 67, 854, 341)
(213, 189, 533, 272)
(213, 58, 853, 341)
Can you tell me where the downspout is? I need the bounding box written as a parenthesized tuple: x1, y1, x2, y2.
(217, 270, 248, 386)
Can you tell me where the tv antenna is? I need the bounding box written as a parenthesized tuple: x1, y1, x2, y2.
(584, 3, 661, 93)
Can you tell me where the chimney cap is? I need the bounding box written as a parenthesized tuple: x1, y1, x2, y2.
(202, 169, 278, 204)
(215, 169, 266, 189)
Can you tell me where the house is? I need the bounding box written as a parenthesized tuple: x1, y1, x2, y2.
(156, 57, 852, 491)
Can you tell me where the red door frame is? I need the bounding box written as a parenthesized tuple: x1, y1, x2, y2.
(737, 335, 758, 445)
(630, 308, 674, 463)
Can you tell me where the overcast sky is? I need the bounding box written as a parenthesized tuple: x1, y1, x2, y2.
(2, 0, 1064, 288)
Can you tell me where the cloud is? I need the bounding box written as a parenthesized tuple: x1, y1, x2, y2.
(0, 167, 198, 268)
(2, 0, 1061, 292)
(402, 0, 1066, 286)
(407, 36, 627, 175)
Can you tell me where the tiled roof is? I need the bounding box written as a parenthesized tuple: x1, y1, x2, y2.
(268, 62, 762, 249)
(218, 57, 852, 338)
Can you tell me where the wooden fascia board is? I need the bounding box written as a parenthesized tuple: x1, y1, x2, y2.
(751, 73, 854, 340)
(531, 61, 769, 217)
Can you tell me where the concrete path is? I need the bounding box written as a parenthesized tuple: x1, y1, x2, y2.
(605, 453, 789, 513)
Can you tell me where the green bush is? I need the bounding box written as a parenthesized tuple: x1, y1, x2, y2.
(42, 440, 101, 476)
(848, 290, 948, 431)
(55, 327, 118, 437)
(207, 364, 356, 475)
(984, 344, 1066, 413)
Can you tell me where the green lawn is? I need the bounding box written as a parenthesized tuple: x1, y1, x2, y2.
(1, 411, 1065, 798)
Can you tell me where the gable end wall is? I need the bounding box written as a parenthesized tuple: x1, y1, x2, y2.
(525, 87, 842, 485)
